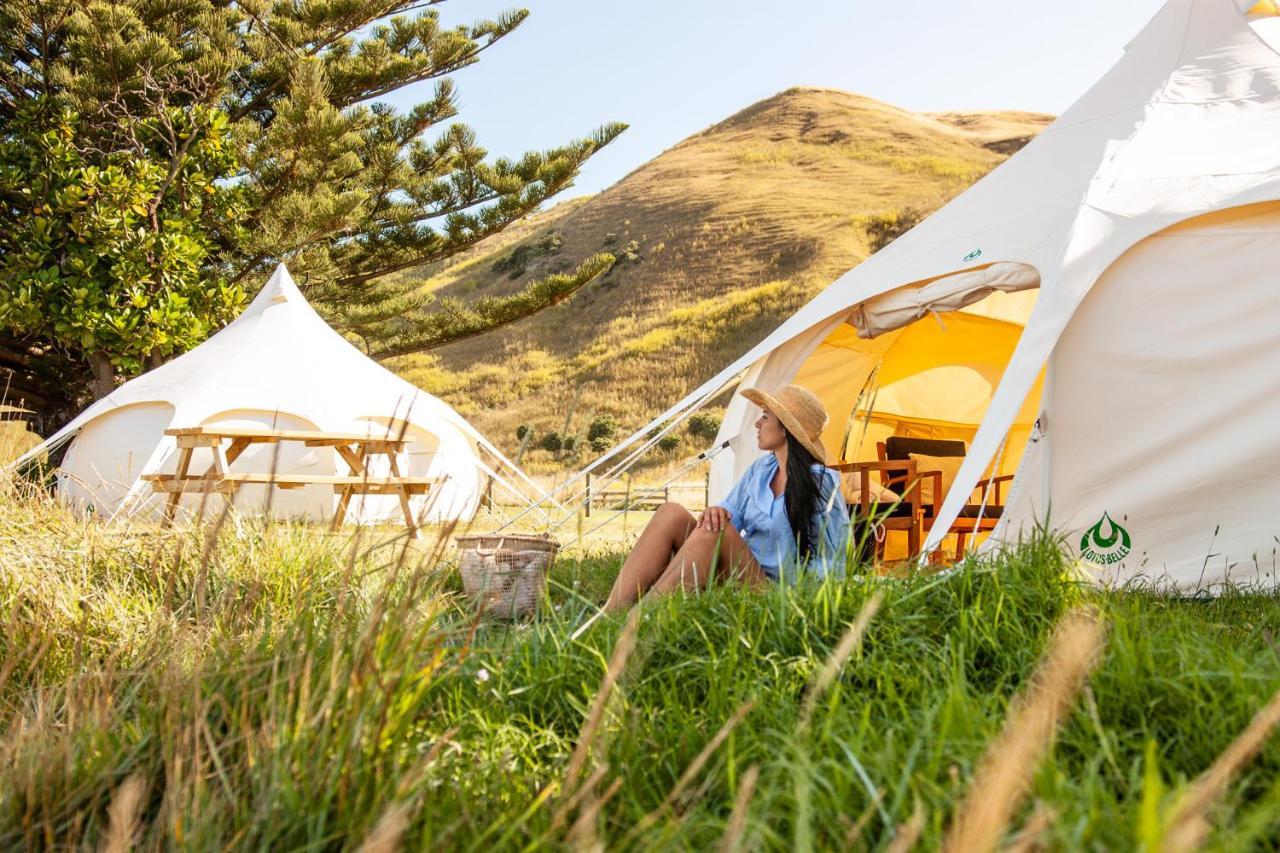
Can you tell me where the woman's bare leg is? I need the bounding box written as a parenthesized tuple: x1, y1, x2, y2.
(647, 523, 767, 599)
(604, 502, 698, 611)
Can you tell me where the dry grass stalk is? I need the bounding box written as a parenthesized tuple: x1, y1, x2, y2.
(801, 591, 883, 724)
(625, 699, 756, 840)
(566, 776, 623, 853)
(550, 763, 611, 833)
(886, 800, 926, 853)
(717, 765, 760, 853)
(944, 607, 1106, 853)
(841, 789, 884, 848)
(100, 773, 146, 853)
(1005, 801, 1055, 853)
(357, 801, 412, 853)
(1163, 685, 1280, 853)
(562, 607, 641, 794)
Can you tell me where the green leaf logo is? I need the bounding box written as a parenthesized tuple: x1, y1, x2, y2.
(1079, 512, 1131, 565)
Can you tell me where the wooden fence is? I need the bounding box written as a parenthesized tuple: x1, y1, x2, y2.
(582, 473, 711, 517)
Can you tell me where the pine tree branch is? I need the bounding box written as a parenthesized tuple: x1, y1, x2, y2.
(369, 253, 614, 358)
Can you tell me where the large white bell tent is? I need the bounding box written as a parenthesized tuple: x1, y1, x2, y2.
(581, 0, 1280, 591)
(18, 264, 543, 524)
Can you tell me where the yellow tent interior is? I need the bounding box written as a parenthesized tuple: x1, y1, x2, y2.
(791, 281, 1042, 559)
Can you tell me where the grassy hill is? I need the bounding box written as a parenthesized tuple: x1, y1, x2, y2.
(388, 88, 1052, 470)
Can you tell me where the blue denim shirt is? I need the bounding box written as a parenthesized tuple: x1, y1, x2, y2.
(717, 454, 850, 581)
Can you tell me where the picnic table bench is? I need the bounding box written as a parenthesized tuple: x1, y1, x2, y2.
(142, 426, 433, 537)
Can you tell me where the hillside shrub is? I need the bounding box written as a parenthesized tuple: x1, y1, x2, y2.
(687, 412, 721, 441)
(587, 416, 617, 443)
(539, 431, 563, 452)
(657, 434, 682, 453)
(863, 207, 926, 253)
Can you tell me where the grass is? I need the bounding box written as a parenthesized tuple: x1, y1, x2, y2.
(3, 479, 1280, 849)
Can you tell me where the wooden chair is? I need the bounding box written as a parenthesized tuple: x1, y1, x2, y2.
(830, 460, 924, 562)
(876, 437, 1015, 559)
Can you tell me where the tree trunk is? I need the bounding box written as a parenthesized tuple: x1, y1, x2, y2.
(87, 352, 116, 400)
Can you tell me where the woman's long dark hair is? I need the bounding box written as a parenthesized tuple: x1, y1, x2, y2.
(783, 430, 823, 561)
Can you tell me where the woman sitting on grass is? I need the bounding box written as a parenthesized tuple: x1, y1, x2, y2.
(605, 384, 850, 611)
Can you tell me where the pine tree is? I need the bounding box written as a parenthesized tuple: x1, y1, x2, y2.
(0, 0, 624, 419)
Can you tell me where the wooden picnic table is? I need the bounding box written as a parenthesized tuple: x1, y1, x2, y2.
(143, 426, 433, 537)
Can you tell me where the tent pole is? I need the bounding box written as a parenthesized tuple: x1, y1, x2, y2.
(1040, 351, 1056, 525)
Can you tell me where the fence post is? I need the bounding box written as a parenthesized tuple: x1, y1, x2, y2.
(704, 473, 711, 510)
(584, 472, 592, 518)
(624, 475, 632, 532)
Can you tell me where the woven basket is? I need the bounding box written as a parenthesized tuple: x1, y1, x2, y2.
(456, 533, 560, 618)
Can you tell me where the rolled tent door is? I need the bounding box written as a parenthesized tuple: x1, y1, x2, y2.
(850, 263, 1040, 339)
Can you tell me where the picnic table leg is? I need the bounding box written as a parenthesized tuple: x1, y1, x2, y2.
(220, 439, 251, 516)
(195, 439, 236, 522)
(386, 453, 417, 539)
(165, 446, 193, 524)
(329, 443, 365, 532)
(225, 437, 251, 465)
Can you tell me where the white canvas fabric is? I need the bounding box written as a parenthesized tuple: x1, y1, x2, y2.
(850, 263, 1040, 339)
(582, 0, 1280, 591)
(20, 264, 539, 524)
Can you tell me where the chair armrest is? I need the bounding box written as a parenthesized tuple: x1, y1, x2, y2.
(831, 460, 921, 515)
(830, 461, 908, 473)
(973, 473, 1015, 506)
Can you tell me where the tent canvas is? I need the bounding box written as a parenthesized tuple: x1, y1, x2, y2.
(582, 0, 1280, 591)
(18, 264, 544, 524)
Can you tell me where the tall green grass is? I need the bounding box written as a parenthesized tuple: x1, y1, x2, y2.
(1, 481, 1279, 849)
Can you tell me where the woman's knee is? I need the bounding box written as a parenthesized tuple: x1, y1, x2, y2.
(684, 525, 739, 553)
(655, 501, 692, 519)
(652, 501, 695, 530)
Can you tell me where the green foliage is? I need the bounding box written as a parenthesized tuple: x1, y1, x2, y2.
(589, 435, 611, 453)
(0, 102, 247, 394)
(657, 433, 682, 452)
(686, 412, 722, 442)
(561, 434, 577, 452)
(5, 487, 1280, 849)
(515, 423, 534, 441)
(538, 431, 563, 452)
(0, 0, 625, 410)
(587, 415, 617, 443)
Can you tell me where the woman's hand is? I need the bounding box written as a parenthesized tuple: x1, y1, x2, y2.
(698, 506, 731, 531)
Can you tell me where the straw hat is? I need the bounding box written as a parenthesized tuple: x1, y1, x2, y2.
(740, 383, 829, 464)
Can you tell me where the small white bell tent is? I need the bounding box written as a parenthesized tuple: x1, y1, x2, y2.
(20, 264, 538, 524)
(585, 0, 1280, 591)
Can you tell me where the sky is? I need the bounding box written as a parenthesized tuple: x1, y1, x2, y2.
(387, 1, 1168, 197)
